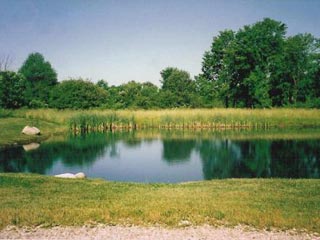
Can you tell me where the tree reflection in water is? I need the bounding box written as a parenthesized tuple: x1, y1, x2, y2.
(162, 139, 196, 164)
(0, 131, 319, 179)
(0, 133, 116, 174)
(197, 139, 319, 179)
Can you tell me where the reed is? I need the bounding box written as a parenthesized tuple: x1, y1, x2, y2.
(68, 112, 136, 133)
(8, 108, 320, 132)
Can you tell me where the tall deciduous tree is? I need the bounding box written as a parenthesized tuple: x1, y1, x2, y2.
(160, 67, 197, 107)
(201, 18, 288, 108)
(227, 18, 286, 107)
(201, 18, 320, 108)
(19, 53, 57, 106)
(285, 34, 318, 104)
(200, 30, 235, 107)
(312, 48, 320, 104)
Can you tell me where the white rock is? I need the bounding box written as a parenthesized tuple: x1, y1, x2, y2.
(55, 172, 86, 179)
(55, 173, 76, 178)
(75, 172, 86, 178)
(178, 220, 191, 227)
(22, 126, 40, 135)
(23, 143, 40, 151)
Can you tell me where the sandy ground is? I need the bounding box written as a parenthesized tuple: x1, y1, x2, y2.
(0, 225, 319, 240)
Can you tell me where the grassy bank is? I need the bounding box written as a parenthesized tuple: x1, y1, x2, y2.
(10, 108, 320, 130)
(0, 117, 65, 147)
(0, 174, 319, 232)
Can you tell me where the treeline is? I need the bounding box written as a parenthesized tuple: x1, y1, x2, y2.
(199, 18, 320, 108)
(0, 18, 319, 109)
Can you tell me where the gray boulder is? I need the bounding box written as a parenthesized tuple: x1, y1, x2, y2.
(22, 126, 40, 135)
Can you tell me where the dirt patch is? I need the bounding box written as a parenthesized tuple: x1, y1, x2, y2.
(0, 225, 319, 240)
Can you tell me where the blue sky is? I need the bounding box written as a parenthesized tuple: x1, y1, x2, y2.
(0, 0, 319, 86)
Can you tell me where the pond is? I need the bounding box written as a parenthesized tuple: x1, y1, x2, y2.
(1, 129, 319, 182)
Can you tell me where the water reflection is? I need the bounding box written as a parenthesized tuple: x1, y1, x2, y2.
(197, 139, 242, 179)
(197, 139, 320, 179)
(270, 140, 320, 178)
(162, 139, 196, 164)
(0, 130, 319, 181)
(0, 133, 110, 173)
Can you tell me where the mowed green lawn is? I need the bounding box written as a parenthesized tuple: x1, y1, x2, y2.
(0, 174, 319, 232)
(0, 117, 65, 147)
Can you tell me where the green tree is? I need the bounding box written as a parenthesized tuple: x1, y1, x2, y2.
(311, 58, 320, 107)
(227, 18, 286, 107)
(49, 79, 107, 109)
(310, 38, 320, 102)
(136, 82, 159, 109)
(117, 81, 143, 108)
(103, 85, 123, 109)
(0, 71, 26, 109)
(96, 80, 109, 91)
(200, 19, 287, 108)
(285, 34, 318, 104)
(200, 30, 235, 107)
(158, 90, 181, 108)
(19, 53, 57, 106)
(269, 34, 320, 106)
(109, 81, 160, 109)
(243, 67, 271, 108)
(160, 67, 197, 107)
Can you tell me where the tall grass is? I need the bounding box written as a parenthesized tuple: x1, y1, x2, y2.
(68, 112, 135, 133)
(0, 109, 13, 118)
(8, 108, 320, 132)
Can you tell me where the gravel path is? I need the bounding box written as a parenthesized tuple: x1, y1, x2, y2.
(0, 225, 319, 240)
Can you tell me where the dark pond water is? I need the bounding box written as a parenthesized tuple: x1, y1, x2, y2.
(1, 130, 320, 182)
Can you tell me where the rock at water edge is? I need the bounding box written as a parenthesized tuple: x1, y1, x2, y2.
(22, 126, 41, 135)
(55, 172, 86, 179)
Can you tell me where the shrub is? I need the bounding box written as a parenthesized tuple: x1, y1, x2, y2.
(0, 71, 26, 109)
(49, 79, 108, 109)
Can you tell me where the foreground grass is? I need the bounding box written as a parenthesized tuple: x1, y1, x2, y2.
(0, 174, 319, 232)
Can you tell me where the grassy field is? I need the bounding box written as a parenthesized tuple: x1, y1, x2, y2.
(0, 174, 319, 232)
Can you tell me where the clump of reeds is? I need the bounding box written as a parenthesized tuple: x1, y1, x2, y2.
(68, 112, 136, 134)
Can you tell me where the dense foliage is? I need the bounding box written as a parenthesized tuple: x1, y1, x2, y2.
(19, 53, 57, 107)
(0, 18, 319, 109)
(0, 71, 26, 109)
(200, 18, 320, 108)
(49, 79, 107, 109)
(103, 81, 159, 109)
